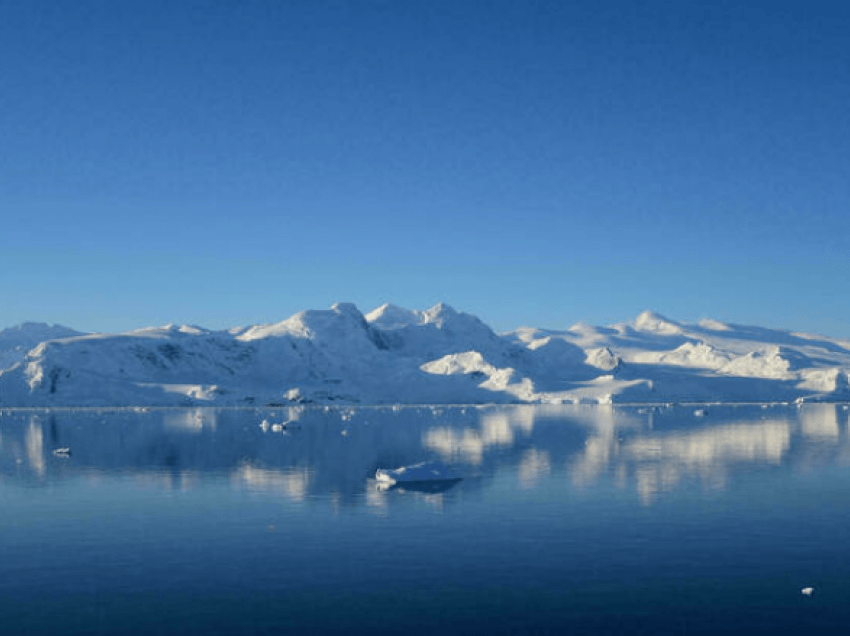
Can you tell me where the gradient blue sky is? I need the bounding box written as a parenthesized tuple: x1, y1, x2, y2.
(2, 0, 849, 336)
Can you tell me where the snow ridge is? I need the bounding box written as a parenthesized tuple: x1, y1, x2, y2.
(1, 306, 850, 406)
(0, 322, 85, 371)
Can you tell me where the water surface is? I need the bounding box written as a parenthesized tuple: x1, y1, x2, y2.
(2, 404, 850, 634)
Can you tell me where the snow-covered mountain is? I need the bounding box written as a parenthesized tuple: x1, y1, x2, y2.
(0, 322, 85, 370)
(1, 304, 849, 406)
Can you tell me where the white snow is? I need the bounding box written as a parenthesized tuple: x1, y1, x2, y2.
(2, 304, 850, 406)
(634, 310, 683, 335)
(375, 461, 460, 484)
(632, 342, 731, 369)
(0, 322, 85, 370)
(364, 303, 425, 330)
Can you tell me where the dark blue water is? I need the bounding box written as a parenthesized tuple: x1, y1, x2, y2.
(2, 404, 850, 635)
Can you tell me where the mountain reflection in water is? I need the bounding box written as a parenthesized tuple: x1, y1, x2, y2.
(1, 404, 848, 507)
(4, 404, 850, 635)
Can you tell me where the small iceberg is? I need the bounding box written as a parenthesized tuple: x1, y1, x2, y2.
(801, 587, 814, 596)
(260, 419, 296, 433)
(377, 479, 461, 494)
(375, 461, 461, 486)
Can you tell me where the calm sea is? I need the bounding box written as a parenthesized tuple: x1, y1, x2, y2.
(2, 404, 849, 635)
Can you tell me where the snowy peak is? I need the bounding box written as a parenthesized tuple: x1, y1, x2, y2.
(127, 323, 211, 338)
(420, 303, 492, 335)
(330, 302, 363, 319)
(0, 322, 83, 345)
(366, 302, 471, 330)
(3, 306, 850, 406)
(422, 302, 459, 324)
(366, 302, 503, 360)
(238, 302, 369, 342)
(634, 310, 682, 334)
(365, 303, 423, 330)
(0, 322, 86, 371)
(698, 317, 732, 332)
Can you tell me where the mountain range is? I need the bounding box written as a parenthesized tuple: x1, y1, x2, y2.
(1, 303, 848, 406)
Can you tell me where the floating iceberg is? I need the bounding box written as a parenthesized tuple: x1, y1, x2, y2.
(376, 479, 461, 494)
(375, 461, 461, 485)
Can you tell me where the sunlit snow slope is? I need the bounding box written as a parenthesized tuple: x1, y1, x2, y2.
(1, 305, 849, 406)
(0, 322, 85, 370)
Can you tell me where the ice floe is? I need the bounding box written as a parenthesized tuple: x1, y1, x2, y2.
(375, 461, 461, 485)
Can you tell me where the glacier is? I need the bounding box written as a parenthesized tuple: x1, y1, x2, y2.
(1, 304, 849, 406)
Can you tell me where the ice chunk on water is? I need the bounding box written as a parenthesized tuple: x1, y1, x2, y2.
(375, 461, 460, 485)
(261, 419, 296, 433)
(801, 587, 814, 596)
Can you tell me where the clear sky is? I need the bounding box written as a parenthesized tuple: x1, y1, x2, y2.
(2, 0, 849, 336)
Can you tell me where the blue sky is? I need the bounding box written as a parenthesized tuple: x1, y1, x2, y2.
(2, 0, 849, 336)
